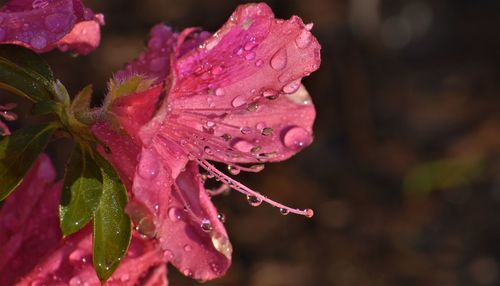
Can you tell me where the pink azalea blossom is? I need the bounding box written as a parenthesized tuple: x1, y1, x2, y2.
(94, 1, 320, 282)
(0, 155, 168, 285)
(0, 0, 104, 55)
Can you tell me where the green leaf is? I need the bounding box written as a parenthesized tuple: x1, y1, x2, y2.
(60, 145, 103, 236)
(93, 154, 131, 281)
(0, 45, 55, 102)
(0, 124, 56, 201)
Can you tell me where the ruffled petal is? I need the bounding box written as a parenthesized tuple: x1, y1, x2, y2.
(0, 0, 103, 54)
(131, 155, 231, 282)
(158, 3, 319, 164)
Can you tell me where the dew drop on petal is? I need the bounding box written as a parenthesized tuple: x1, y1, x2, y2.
(231, 95, 246, 107)
(211, 231, 233, 259)
(245, 51, 256, 61)
(163, 249, 174, 260)
(119, 273, 130, 282)
(255, 59, 263, 67)
(210, 263, 221, 274)
(295, 29, 312, 49)
(247, 195, 262, 207)
(168, 207, 183, 222)
(261, 127, 273, 136)
(262, 89, 278, 100)
(212, 65, 223, 75)
(283, 79, 301, 94)
(69, 249, 85, 264)
(30, 35, 47, 50)
(246, 102, 259, 112)
(240, 126, 252, 135)
(69, 276, 82, 286)
(183, 269, 193, 277)
(282, 126, 311, 150)
(184, 244, 192, 252)
(280, 208, 290, 215)
(231, 139, 253, 153)
(215, 87, 225, 96)
(270, 48, 288, 71)
(138, 152, 159, 179)
(201, 219, 213, 232)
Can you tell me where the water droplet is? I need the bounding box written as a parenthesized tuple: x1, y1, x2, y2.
(280, 208, 290, 215)
(240, 126, 252, 135)
(282, 126, 311, 150)
(210, 262, 221, 274)
(69, 249, 85, 263)
(138, 151, 160, 179)
(183, 269, 193, 277)
(255, 59, 263, 67)
(250, 146, 262, 154)
(244, 41, 258, 51)
(305, 208, 314, 218)
(247, 195, 262, 207)
(231, 95, 246, 107)
(246, 102, 259, 112)
(245, 51, 256, 60)
(261, 127, 273, 136)
(184, 244, 192, 252)
(227, 165, 240, 175)
(262, 89, 279, 100)
(201, 219, 213, 232)
(204, 146, 213, 155)
(136, 217, 156, 239)
(295, 30, 312, 49)
(212, 65, 223, 75)
(270, 48, 288, 71)
(30, 35, 47, 50)
(231, 138, 254, 153)
(221, 134, 232, 141)
(119, 273, 130, 282)
(217, 212, 226, 223)
(206, 121, 216, 128)
(283, 79, 301, 94)
(214, 87, 225, 96)
(163, 249, 174, 259)
(168, 207, 183, 222)
(211, 231, 233, 259)
(44, 13, 71, 32)
(69, 277, 82, 286)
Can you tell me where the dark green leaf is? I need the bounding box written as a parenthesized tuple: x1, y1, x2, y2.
(93, 154, 131, 281)
(0, 45, 55, 102)
(32, 100, 63, 116)
(60, 145, 103, 236)
(0, 124, 56, 201)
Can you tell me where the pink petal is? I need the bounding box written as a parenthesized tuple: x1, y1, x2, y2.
(157, 3, 319, 164)
(0, 0, 103, 54)
(131, 155, 231, 282)
(114, 24, 210, 84)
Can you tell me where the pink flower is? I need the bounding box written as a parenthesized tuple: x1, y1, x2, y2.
(0, 103, 17, 136)
(94, 1, 320, 282)
(0, 155, 168, 285)
(0, 0, 104, 55)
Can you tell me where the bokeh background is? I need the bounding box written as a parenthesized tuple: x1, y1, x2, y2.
(3, 0, 500, 285)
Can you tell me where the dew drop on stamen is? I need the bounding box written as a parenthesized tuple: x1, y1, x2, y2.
(201, 219, 213, 232)
(227, 165, 240, 175)
(280, 208, 290, 215)
(282, 126, 311, 150)
(247, 195, 262, 207)
(217, 212, 226, 223)
(305, 208, 314, 218)
(270, 48, 288, 71)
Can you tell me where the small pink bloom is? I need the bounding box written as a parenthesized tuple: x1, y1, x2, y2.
(0, 155, 167, 285)
(93, 2, 320, 282)
(0, 0, 104, 54)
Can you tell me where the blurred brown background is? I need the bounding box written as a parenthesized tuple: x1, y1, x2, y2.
(4, 0, 500, 285)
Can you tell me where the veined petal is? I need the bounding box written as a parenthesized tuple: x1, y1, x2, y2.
(0, 0, 104, 54)
(131, 156, 231, 282)
(159, 3, 319, 164)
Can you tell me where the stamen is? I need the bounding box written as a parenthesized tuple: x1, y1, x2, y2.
(195, 158, 314, 218)
(206, 183, 231, 196)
